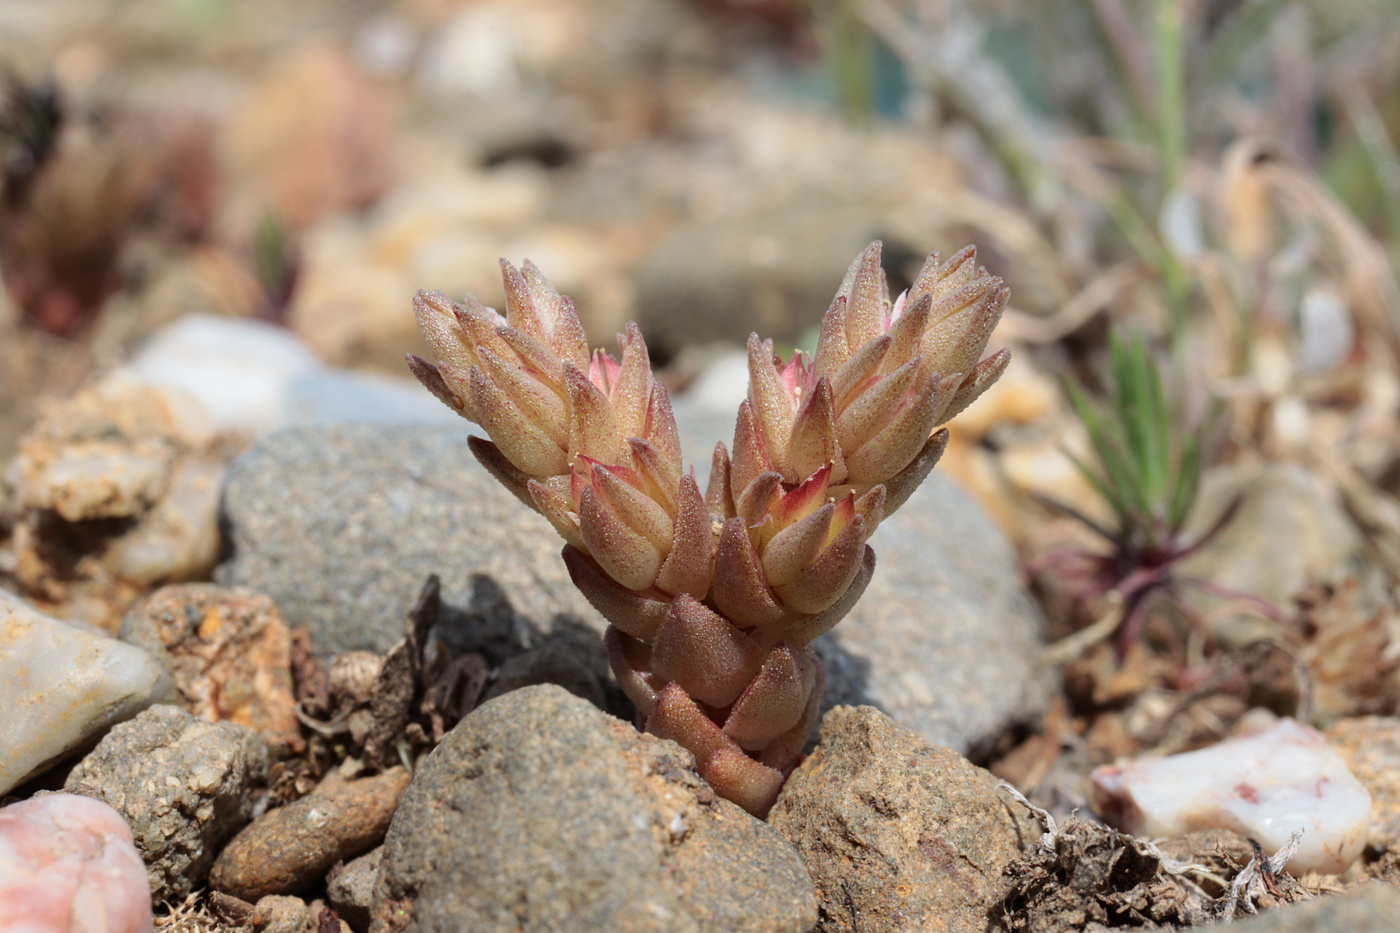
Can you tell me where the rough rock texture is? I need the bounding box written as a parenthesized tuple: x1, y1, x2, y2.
(769, 705, 1038, 933)
(7, 376, 224, 630)
(371, 685, 816, 933)
(215, 424, 606, 657)
(1327, 716, 1400, 851)
(328, 847, 382, 933)
(64, 704, 268, 903)
(1226, 884, 1400, 932)
(120, 584, 300, 747)
(250, 895, 310, 933)
(0, 793, 154, 933)
(211, 768, 410, 902)
(0, 588, 169, 795)
(673, 398, 1053, 755)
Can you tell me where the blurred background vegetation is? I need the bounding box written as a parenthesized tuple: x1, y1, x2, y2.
(1, 0, 1399, 648)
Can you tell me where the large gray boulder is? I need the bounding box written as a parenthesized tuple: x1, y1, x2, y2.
(216, 417, 1051, 754)
(215, 423, 603, 660)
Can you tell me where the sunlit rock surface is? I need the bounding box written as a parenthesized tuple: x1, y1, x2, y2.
(0, 589, 168, 795)
(0, 793, 153, 933)
(1091, 717, 1372, 875)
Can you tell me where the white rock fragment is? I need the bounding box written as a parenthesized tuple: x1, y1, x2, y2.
(123, 314, 319, 435)
(0, 590, 169, 795)
(122, 313, 457, 433)
(1091, 717, 1372, 875)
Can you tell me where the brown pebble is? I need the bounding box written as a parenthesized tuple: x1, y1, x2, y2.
(120, 584, 302, 748)
(251, 895, 308, 933)
(211, 767, 410, 901)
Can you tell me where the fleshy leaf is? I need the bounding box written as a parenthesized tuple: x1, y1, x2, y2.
(578, 485, 662, 592)
(712, 517, 786, 628)
(650, 595, 766, 708)
(655, 475, 713, 598)
(564, 546, 670, 641)
(722, 643, 819, 749)
(605, 626, 659, 715)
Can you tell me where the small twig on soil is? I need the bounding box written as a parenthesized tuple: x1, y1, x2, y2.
(1219, 828, 1305, 918)
(997, 782, 1060, 853)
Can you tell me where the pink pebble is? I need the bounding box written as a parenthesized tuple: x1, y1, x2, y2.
(0, 794, 153, 933)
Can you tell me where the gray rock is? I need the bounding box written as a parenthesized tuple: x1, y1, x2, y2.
(215, 424, 605, 658)
(1224, 884, 1400, 932)
(328, 847, 382, 933)
(0, 588, 170, 795)
(219, 400, 1050, 756)
(673, 397, 1053, 757)
(370, 685, 816, 933)
(769, 705, 1039, 933)
(64, 704, 269, 902)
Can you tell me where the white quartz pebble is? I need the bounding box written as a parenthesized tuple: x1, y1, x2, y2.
(1091, 716, 1372, 875)
(0, 589, 168, 795)
(0, 794, 153, 933)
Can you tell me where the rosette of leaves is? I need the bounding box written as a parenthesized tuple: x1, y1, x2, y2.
(1051, 333, 1251, 658)
(408, 242, 1009, 815)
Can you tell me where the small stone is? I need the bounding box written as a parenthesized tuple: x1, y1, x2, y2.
(0, 589, 168, 795)
(251, 895, 309, 933)
(769, 705, 1038, 933)
(121, 313, 319, 435)
(327, 847, 381, 933)
(103, 458, 224, 586)
(371, 684, 816, 933)
(120, 584, 300, 747)
(1091, 716, 1372, 875)
(9, 377, 212, 522)
(121, 313, 460, 434)
(64, 704, 269, 902)
(0, 793, 154, 933)
(7, 375, 222, 629)
(211, 768, 410, 902)
(631, 202, 887, 352)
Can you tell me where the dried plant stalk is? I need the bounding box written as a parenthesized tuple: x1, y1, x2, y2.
(409, 242, 1009, 815)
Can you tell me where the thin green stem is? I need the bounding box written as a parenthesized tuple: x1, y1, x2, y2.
(1342, 86, 1400, 287)
(1154, 0, 1189, 346)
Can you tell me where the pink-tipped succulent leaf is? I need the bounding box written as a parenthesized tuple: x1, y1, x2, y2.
(409, 242, 1008, 815)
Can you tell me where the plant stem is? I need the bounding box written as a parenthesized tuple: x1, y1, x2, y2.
(1155, 0, 1190, 346)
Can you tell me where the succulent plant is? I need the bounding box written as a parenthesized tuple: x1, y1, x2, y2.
(408, 241, 1009, 815)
